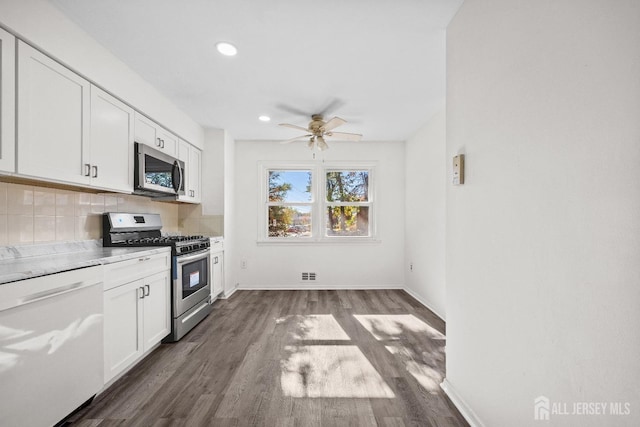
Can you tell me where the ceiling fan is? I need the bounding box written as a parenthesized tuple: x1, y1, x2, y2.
(279, 114, 362, 151)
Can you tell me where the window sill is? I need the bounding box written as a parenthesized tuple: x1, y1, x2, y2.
(257, 237, 382, 246)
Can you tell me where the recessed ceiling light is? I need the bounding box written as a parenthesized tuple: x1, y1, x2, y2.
(215, 42, 237, 56)
(258, 115, 271, 122)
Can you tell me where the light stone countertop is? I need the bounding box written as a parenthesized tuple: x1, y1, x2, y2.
(0, 240, 171, 285)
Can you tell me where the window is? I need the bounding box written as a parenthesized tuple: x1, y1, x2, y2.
(267, 170, 313, 238)
(260, 163, 376, 242)
(325, 170, 370, 237)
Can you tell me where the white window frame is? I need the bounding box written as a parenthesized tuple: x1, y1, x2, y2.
(258, 161, 378, 244)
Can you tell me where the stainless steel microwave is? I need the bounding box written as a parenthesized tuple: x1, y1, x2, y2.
(134, 142, 185, 197)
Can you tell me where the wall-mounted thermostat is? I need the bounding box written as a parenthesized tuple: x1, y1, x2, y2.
(453, 154, 465, 185)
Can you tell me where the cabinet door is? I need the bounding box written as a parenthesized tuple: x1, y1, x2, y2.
(134, 112, 158, 149)
(142, 271, 171, 351)
(104, 279, 144, 383)
(134, 113, 177, 156)
(177, 139, 189, 163)
(17, 41, 90, 185)
(0, 28, 15, 173)
(177, 140, 190, 202)
(90, 86, 134, 192)
(211, 252, 224, 298)
(177, 141, 202, 203)
(189, 147, 202, 202)
(157, 128, 177, 156)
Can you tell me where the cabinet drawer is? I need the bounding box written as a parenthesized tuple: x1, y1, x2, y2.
(104, 251, 171, 291)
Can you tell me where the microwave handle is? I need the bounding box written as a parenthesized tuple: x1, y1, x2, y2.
(172, 160, 183, 193)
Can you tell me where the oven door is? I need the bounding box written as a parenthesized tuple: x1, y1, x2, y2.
(174, 249, 210, 317)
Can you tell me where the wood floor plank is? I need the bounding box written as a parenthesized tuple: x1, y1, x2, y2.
(68, 290, 467, 426)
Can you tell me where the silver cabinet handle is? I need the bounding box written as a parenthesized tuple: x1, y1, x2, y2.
(161, 139, 165, 148)
(138, 256, 152, 262)
(92, 165, 98, 178)
(144, 284, 150, 297)
(214, 256, 219, 264)
(84, 164, 91, 176)
(139, 286, 145, 299)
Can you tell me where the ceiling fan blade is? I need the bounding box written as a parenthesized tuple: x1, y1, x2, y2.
(325, 131, 362, 141)
(276, 103, 310, 117)
(323, 117, 347, 132)
(318, 98, 345, 117)
(279, 123, 310, 132)
(280, 134, 312, 145)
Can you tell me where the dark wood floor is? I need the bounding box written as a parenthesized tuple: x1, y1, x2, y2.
(69, 290, 468, 427)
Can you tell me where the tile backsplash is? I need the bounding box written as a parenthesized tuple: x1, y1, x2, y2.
(178, 203, 223, 237)
(0, 182, 179, 245)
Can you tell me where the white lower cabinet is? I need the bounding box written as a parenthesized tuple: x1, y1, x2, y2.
(142, 271, 172, 350)
(103, 251, 171, 384)
(103, 278, 144, 381)
(210, 238, 224, 299)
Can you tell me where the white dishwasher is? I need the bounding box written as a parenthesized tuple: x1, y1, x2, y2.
(0, 265, 104, 427)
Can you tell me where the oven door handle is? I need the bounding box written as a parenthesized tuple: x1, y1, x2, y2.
(176, 249, 210, 264)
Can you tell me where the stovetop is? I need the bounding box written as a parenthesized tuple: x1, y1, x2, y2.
(123, 235, 206, 245)
(103, 213, 210, 256)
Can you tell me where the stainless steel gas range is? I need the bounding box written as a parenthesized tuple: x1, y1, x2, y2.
(103, 212, 212, 341)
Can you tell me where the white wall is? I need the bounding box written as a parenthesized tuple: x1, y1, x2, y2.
(404, 110, 447, 319)
(445, 1, 640, 426)
(233, 140, 405, 289)
(202, 128, 225, 216)
(0, 0, 203, 147)
(223, 130, 237, 296)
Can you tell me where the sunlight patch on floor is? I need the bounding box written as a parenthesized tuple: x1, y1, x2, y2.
(280, 345, 395, 398)
(385, 345, 443, 392)
(276, 314, 351, 341)
(353, 314, 444, 341)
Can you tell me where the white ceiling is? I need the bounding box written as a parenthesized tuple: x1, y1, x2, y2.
(51, 0, 462, 141)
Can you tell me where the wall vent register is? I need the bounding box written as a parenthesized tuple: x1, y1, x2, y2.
(302, 272, 317, 281)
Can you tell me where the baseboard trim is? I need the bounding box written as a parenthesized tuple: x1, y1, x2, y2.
(402, 287, 446, 321)
(221, 285, 239, 299)
(440, 379, 485, 427)
(237, 285, 404, 291)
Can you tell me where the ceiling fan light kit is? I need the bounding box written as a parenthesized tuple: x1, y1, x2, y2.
(279, 113, 362, 150)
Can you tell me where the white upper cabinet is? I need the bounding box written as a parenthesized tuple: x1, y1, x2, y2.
(134, 112, 177, 156)
(17, 41, 136, 193)
(17, 41, 91, 186)
(178, 139, 202, 203)
(15, 38, 199, 197)
(0, 28, 16, 173)
(189, 146, 202, 203)
(90, 86, 134, 193)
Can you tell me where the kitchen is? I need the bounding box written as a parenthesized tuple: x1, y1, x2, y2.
(0, 0, 458, 425)
(1, 1, 639, 427)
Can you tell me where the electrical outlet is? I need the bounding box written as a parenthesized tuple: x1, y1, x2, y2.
(409, 262, 414, 272)
(241, 260, 247, 269)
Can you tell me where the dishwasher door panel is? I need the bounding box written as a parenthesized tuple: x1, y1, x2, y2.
(0, 267, 103, 427)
